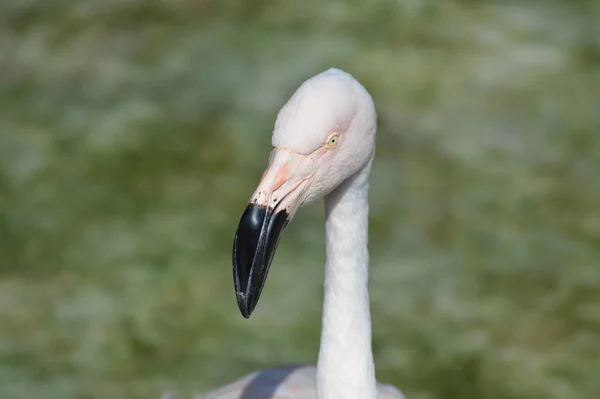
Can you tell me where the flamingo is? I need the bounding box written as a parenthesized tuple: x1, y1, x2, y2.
(203, 68, 404, 399)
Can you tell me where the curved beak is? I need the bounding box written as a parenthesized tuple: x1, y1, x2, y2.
(232, 148, 315, 318)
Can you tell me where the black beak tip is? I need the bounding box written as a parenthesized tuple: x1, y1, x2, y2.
(232, 203, 290, 319)
(236, 291, 253, 319)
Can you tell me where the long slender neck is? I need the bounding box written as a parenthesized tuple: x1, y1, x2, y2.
(317, 162, 377, 399)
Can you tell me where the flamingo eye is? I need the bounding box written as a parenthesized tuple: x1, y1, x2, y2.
(325, 133, 339, 148)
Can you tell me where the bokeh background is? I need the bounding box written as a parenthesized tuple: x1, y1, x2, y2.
(1, 0, 599, 398)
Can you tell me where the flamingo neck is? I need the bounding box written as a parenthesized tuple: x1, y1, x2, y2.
(317, 163, 377, 399)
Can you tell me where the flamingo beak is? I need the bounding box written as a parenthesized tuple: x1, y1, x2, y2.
(232, 148, 315, 318)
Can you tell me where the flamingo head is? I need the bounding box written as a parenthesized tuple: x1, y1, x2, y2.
(232, 68, 377, 318)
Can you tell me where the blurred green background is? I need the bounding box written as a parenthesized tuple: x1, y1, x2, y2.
(1, 0, 599, 398)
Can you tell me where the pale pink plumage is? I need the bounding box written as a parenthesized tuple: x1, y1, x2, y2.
(199, 69, 404, 399)
(202, 366, 404, 399)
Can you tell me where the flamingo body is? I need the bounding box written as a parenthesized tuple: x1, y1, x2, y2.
(204, 68, 404, 399)
(203, 366, 404, 399)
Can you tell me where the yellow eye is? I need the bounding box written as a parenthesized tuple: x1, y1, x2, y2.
(326, 133, 339, 148)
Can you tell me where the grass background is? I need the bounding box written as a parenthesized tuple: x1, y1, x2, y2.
(1, 0, 599, 398)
